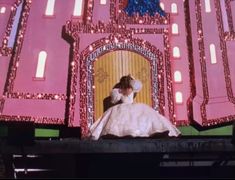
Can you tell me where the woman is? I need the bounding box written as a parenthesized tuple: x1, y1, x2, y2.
(90, 75, 181, 140)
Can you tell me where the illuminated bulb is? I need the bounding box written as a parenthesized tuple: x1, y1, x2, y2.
(89, 45, 93, 51)
(174, 71, 182, 82)
(175, 91, 183, 104)
(71, 61, 75, 66)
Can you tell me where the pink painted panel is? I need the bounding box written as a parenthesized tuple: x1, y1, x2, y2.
(134, 34, 164, 50)
(190, 0, 235, 125)
(206, 101, 235, 120)
(0, 57, 10, 95)
(201, 6, 228, 99)
(92, 0, 110, 24)
(1, 0, 76, 125)
(78, 34, 109, 53)
(13, 0, 73, 94)
(192, 95, 204, 125)
(0, 3, 11, 44)
(3, 98, 65, 118)
(232, 1, 235, 28)
(226, 41, 235, 96)
(189, 1, 203, 97)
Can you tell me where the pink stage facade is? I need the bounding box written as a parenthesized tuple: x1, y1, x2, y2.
(0, 0, 235, 137)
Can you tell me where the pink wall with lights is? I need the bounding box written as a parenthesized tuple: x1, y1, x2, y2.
(189, 0, 235, 125)
(0, 0, 15, 56)
(0, 1, 12, 44)
(0, 0, 235, 134)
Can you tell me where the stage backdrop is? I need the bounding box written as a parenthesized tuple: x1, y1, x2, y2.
(0, 0, 234, 137)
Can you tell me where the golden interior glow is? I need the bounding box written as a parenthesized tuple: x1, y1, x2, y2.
(94, 50, 152, 121)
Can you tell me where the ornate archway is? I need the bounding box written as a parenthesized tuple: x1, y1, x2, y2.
(79, 36, 165, 137)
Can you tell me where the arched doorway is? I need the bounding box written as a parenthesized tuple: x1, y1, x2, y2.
(94, 50, 152, 121)
(79, 40, 164, 137)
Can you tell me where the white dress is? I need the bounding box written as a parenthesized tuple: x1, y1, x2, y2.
(90, 80, 181, 140)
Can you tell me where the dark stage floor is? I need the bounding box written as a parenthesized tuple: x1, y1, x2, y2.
(0, 137, 235, 178)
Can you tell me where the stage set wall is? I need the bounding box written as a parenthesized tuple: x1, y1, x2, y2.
(0, 0, 234, 137)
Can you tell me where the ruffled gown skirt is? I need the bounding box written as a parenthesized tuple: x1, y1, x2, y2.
(90, 103, 181, 140)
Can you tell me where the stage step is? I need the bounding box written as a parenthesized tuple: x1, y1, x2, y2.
(9, 154, 76, 179)
(12, 154, 55, 179)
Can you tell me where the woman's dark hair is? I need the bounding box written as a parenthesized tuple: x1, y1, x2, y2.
(119, 75, 133, 89)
